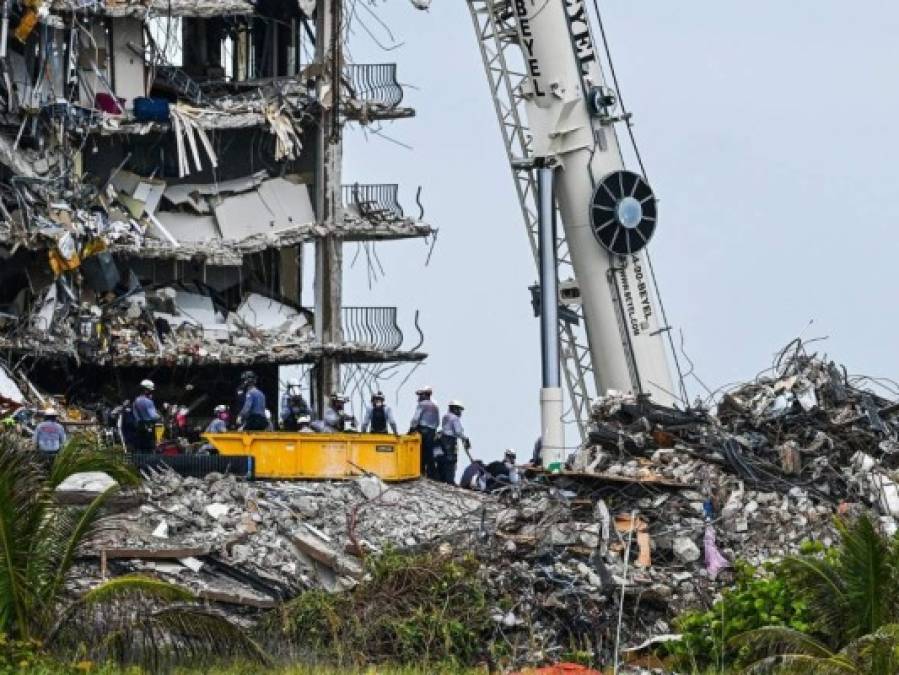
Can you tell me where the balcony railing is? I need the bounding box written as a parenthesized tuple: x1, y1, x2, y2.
(344, 63, 404, 109)
(342, 306, 404, 352)
(342, 183, 404, 222)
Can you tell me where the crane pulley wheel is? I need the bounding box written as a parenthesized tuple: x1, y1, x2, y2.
(589, 170, 657, 256)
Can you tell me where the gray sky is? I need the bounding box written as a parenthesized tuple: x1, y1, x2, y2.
(328, 0, 899, 462)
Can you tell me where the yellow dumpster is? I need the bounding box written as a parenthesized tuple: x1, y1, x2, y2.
(202, 432, 421, 481)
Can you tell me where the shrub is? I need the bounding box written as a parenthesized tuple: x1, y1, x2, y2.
(665, 560, 809, 670)
(268, 548, 498, 668)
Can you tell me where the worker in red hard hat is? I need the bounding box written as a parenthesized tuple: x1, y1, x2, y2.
(409, 385, 440, 479)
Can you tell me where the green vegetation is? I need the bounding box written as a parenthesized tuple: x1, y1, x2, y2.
(667, 559, 810, 670)
(0, 655, 481, 675)
(668, 515, 899, 674)
(267, 547, 500, 669)
(0, 432, 266, 670)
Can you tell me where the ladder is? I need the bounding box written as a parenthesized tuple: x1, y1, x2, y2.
(466, 0, 596, 442)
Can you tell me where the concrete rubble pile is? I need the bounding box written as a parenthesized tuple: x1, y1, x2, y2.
(72, 468, 494, 608)
(474, 342, 899, 662)
(62, 342, 899, 666)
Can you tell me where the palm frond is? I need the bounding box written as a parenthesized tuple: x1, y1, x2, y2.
(731, 626, 837, 660)
(0, 433, 51, 637)
(43, 484, 121, 608)
(741, 652, 859, 675)
(52, 597, 269, 669)
(837, 623, 899, 675)
(780, 554, 849, 643)
(151, 606, 270, 665)
(81, 575, 197, 605)
(834, 515, 893, 636)
(47, 434, 139, 490)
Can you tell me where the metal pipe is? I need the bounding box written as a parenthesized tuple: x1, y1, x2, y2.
(538, 166, 560, 388)
(0, 1, 10, 60)
(537, 165, 564, 472)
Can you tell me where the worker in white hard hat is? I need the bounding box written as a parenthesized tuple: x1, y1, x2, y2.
(409, 385, 440, 479)
(33, 407, 66, 457)
(205, 405, 229, 434)
(296, 415, 314, 433)
(197, 404, 229, 454)
(323, 392, 356, 432)
(133, 379, 161, 452)
(362, 391, 398, 434)
(280, 377, 311, 431)
(501, 448, 521, 485)
(436, 400, 470, 484)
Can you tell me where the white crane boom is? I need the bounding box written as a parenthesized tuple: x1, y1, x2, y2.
(518, 0, 675, 408)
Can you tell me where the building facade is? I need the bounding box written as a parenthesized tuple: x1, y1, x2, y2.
(0, 0, 429, 423)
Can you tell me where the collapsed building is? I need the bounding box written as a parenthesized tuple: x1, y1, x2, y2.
(0, 0, 430, 419)
(56, 341, 899, 668)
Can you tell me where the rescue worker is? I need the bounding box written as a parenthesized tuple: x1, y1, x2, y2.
(362, 391, 398, 434)
(280, 378, 311, 431)
(199, 405, 228, 454)
(503, 448, 521, 484)
(236, 371, 268, 431)
(33, 408, 66, 457)
(436, 400, 469, 484)
(296, 415, 314, 432)
(113, 399, 138, 450)
(234, 370, 254, 420)
(531, 436, 543, 467)
(133, 380, 161, 452)
(323, 393, 356, 432)
(206, 405, 229, 434)
(460, 459, 489, 491)
(409, 385, 440, 480)
(485, 448, 521, 489)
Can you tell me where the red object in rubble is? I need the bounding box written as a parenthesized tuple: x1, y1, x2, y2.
(157, 441, 181, 456)
(514, 664, 602, 675)
(94, 93, 125, 115)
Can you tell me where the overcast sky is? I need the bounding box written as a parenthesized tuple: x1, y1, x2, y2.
(323, 0, 899, 463)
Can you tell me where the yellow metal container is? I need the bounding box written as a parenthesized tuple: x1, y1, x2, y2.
(202, 432, 421, 481)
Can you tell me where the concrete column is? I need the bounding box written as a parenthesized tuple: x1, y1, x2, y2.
(312, 0, 343, 415)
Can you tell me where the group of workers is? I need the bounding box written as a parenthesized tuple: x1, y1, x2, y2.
(26, 372, 489, 486)
(218, 374, 474, 485)
(23, 376, 527, 492)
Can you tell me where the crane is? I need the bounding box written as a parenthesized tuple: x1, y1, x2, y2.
(466, 1, 679, 470)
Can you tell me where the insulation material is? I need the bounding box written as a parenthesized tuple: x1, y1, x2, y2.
(0, 366, 25, 406)
(152, 213, 220, 242)
(230, 293, 306, 333)
(170, 104, 219, 177)
(213, 179, 314, 240)
(153, 289, 231, 341)
(31, 284, 58, 331)
(163, 173, 267, 214)
(111, 171, 165, 217)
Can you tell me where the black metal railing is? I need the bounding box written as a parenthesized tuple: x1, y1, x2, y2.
(342, 183, 404, 222)
(344, 63, 404, 108)
(342, 306, 404, 351)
